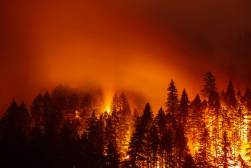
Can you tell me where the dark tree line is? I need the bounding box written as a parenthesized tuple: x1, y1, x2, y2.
(0, 73, 251, 168)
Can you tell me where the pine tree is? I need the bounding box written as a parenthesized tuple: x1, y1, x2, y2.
(59, 121, 81, 168)
(195, 128, 211, 168)
(201, 72, 220, 108)
(147, 125, 159, 168)
(155, 108, 167, 167)
(84, 112, 105, 167)
(43, 91, 61, 136)
(174, 125, 189, 168)
(104, 116, 116, 150)
(189, 94, 203, 128)
(0, 101, 30, 167)
(19, 102, 31, 135)
(221, 132, 233, 168)
(127, 116, 145, 168)
(110, 93, 132, 157)
(120, 92, 131, 116)
(166, 80, 179, 116)
(141, 103, 153, 123)
(106, 141, 120, 168)
(155, 108, 166, 146)
(112, 93, 121, 112)
(0, 101, 30, 136)
(179, 89, 189, 129)
(162, 129, 174, 168)
(201, 72, 217, 98)
(128, 103, 153, 167)
(51, 85, 68, 110)
(118, 92, 132, 157)
(31, 94, 45, 130)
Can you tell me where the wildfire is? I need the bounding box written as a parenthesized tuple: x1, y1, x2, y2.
(104, 104, 111, 113)
(75, 110, 81, 119)
(102, 91, 113, 113)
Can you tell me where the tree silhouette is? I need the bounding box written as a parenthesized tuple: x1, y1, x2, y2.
(106, 141, 120, 168)
(202, 72, 220, 109)
(179, 89, 189, 129)
(31, 94, 45, 130)
(221, 132, 233, 168)
(0, 101, 30, 167)
(83, 112, 105, 167)
(110, 92, 132, 157)
(1, 73, 251, 167)
(195, 128, 212, 168)
(147, 125, 159, 167)
(201, 72, 217, 99)
(128, 103, 153, 167)
(166, 80, 179, 116)
(174, 125, 189, 168)
(162, 128, 174, 168)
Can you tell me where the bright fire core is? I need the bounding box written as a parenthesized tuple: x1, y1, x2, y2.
(102, 91, 113, 114)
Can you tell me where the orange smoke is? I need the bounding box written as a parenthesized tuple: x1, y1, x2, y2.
(0, 0, 241, 112)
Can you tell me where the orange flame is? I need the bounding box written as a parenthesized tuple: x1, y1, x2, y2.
(102, 90, 113, 114)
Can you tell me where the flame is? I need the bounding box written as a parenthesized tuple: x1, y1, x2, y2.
(102, 90, 113, 113)
(75, 110, 81, 119)
(104, 104, 111, 113)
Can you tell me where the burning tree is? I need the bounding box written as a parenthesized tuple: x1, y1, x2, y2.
(1, 73, 251, 167)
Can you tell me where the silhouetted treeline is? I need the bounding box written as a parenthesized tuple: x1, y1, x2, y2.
(0, 73, 251, 168)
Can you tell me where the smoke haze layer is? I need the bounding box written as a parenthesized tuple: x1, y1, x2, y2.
(0, 0, 251, 111)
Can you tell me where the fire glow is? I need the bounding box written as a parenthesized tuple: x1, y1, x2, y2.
(102, 91, 113, 114)
(1, 72, 251, 167)
(92, 73, 251, 167)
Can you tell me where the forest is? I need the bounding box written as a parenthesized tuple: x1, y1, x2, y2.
(0, 72, 251, 168)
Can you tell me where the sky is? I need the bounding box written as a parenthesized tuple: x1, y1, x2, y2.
(0, 0, 251, 111)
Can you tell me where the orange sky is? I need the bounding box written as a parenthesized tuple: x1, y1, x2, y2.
(0, 0, 251, 112)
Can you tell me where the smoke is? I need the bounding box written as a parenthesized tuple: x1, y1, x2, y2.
(0, 0, 250, 112)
